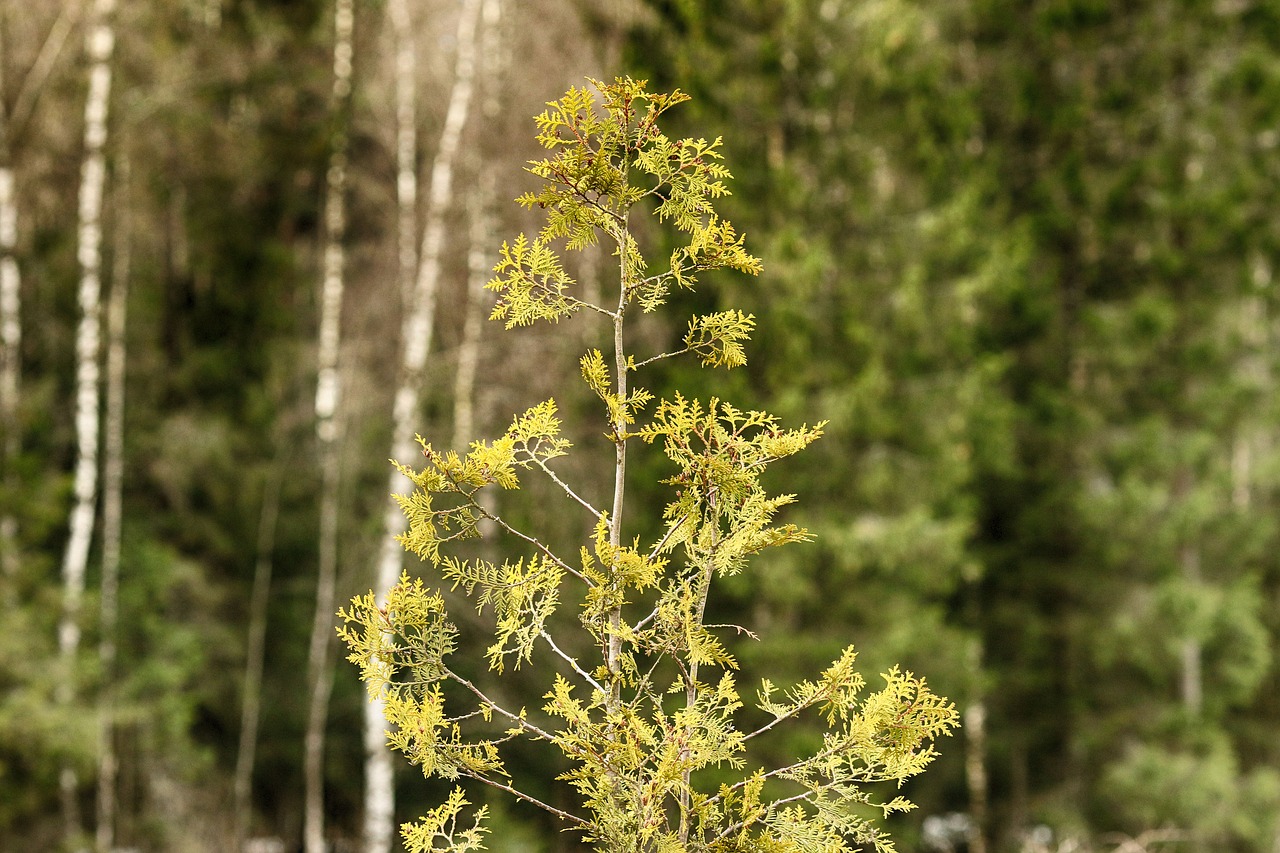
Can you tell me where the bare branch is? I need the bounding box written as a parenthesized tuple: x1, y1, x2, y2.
(540, 630, 605, 694)
(461, 770, 591, 829)
(482, 509, 590, 584)
(11, 1, 84, 139)
(631, 345, 693, 370)
(529, 456, 603, 518)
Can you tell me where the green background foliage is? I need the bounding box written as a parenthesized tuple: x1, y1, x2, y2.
(1, 0, 1278, 851)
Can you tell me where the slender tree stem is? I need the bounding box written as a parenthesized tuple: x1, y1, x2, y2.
(60, 3, 116, 842)
(233, 456, 284, 846)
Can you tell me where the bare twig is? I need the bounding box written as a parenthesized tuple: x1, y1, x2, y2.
(530, 455, 603, 517)
(540, 629, 605, 695)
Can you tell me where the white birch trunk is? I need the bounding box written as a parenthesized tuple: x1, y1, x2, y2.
(233, 460, 283, 847)
(0, 160, 19, 584)
(304, 0, 355, 850)
(389, 0, 417, 311)
(3, 0, 84, 613)
(95, 151, 129, 853)
(451, 0, 502, 455)
(451, 178, 493, 453)
(60, 2, 116, 843)
(364, 2, 483, 850)
(10, 3, 82, 137)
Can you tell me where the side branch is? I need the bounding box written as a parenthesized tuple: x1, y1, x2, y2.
(539, 630, 605, 694)
(481, 509, 590, 585)
(461, 770, 591, 829)
(565, 293, 618, 320)
(530, 457, 603, 518)
(445, 671, 561, 746)
(631, 346, 693, 370)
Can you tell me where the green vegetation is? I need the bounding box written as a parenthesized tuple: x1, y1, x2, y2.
(3, 1, 1280, 850)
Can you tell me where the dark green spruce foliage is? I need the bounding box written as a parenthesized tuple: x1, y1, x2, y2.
(339, 78, 957, 852)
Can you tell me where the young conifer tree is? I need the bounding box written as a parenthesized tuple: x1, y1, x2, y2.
(340, 77, 958, 853)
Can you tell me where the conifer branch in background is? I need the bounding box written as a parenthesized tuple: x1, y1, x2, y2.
(341, 77, 958, 853)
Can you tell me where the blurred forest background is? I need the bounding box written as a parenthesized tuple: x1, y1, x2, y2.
(2, 0, 1279, 851)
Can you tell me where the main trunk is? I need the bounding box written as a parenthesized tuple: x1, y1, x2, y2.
(303, 0, 355, 849)
(94, 150, 129, 853)
(59, 1, 116, 843)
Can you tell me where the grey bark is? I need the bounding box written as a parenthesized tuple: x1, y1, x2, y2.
(94, 150, 129, 853)
(233, 460, 283, 847)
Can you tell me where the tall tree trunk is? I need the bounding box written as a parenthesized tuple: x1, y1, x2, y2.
(451, 177, 493, 452)
(304, 0, 355, 850)
(1178, 542, 1203, 717)
(233, 458, 283, 847)
(389, 0, 416, 311)
(95, 150, 129, 853)
(964, 639, 989, 853)
(451, 0, 502, 455)
(365, 2, 482, 850)
(9, 2, 82, 137)
(60, 1, 116, 843)
(0, 135, 19, 587)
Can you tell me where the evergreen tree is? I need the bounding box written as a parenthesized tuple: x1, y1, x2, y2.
(341, 77, 958, 853)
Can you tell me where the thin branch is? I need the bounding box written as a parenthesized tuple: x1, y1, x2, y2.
(633, 269, 676, 293)
(632, 517, 692, 632)
(461, 769, 591, 829)
(540, 630, 605, 694)
(634, 604, 660, 633)
(631, 345, 693, 370)
(647, 515, 688, 561)
(483, 509, 589, 584)
(706, 623, 758, 640)
(707, 740, 842, 809)
(570, 296, 619, 319)
(530, 456, 603, 517)
(445, 671, 561, 745)
(742, 702, 809, 744)
(711, 784, 834, 844)
(10, 0, 84, 139)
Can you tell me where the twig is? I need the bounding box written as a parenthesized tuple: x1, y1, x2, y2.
(484, 510, 590, 584)
(632, 346, 693, 370)
(443, 671, 575, 748)
(540, 629, 605, 695)
(461, 770, 591, 829)
(531, 456, 603, 517)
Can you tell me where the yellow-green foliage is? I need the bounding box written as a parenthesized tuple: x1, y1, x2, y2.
(340, 77, 957, 853)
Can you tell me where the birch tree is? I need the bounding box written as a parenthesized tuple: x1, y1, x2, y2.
(1, 0, 81, 591)
(304, 0, 355, 849)
(59, 0, 116, 842)
(388, 0, 416, 311)
(365, 0, 482, 849)
(451, 0, 503, 456)
(0, 109, 19, 584)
